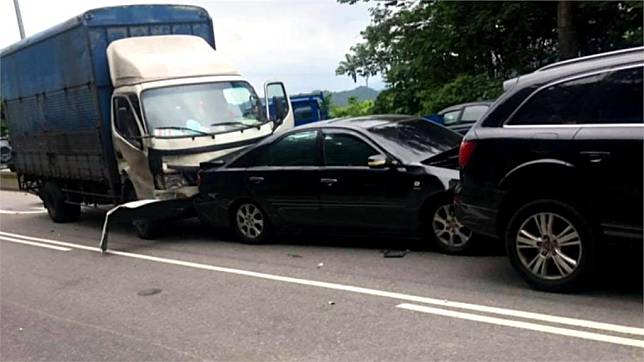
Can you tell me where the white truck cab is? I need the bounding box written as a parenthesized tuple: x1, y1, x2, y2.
(107, 35, 293, 201)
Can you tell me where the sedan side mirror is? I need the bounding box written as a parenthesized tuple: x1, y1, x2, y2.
(368, 154, 390, 169)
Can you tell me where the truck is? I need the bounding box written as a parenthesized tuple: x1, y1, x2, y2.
(0, 5, 294, 237)
(290, 92, 328, 126)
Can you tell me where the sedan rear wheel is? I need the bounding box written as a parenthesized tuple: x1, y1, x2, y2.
(426, 201, 474, 254)
(233, 202, 270, 244)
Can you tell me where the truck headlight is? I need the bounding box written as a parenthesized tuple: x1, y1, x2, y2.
(154, 173, 188, 190)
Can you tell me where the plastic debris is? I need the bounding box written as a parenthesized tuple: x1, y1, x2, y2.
(317, 262, 324, 268)
(287, 253, 302, 258)
(328, 301, 335, 305)
(383, 249, 410, 258)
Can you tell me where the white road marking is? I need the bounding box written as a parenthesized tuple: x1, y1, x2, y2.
(1, 230, 643, 343)
(0, 209, 47, 215)
(0, 231, 100, 252)
(397, 303, 644, 349)
(0, 235, 71, 252)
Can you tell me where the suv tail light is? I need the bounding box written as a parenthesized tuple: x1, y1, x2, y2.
(458, 140, 477, 168)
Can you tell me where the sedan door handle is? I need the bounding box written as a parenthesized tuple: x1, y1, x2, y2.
(248, 176, 264, 183)
(320, 178, 338, 186)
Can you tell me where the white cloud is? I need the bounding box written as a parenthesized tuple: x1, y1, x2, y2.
(0, 0, 383, 93)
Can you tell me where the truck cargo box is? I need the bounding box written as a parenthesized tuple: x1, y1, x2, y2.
(0, 5, 215, 200)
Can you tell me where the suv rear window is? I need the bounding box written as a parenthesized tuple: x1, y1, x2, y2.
(508, 66, 643, 126)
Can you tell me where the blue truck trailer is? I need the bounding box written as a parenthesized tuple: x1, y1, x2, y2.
(290, 92, 328, 126)
(1, 5, 294, 237)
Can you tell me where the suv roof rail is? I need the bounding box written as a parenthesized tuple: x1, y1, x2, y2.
(536, 46, 644, 72)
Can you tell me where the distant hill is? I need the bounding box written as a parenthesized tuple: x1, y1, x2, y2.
(293, 86, 380, 107)
(327, 86, 380, 107)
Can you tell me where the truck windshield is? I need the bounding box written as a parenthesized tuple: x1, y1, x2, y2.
(142, 81, 267, 137)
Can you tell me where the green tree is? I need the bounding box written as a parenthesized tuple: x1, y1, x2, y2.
(330, 96, 374, 117)
(339, 1, 643, 114)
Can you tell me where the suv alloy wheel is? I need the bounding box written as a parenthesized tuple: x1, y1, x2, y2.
(505, 199, 597, 292)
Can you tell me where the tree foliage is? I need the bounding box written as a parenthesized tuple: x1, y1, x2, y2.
(337, 1, 643, 114)
(330, 96, 375, 118)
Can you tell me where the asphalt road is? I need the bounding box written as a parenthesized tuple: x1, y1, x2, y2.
(1, 190, 642, 361)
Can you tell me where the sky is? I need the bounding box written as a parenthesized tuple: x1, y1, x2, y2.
(0, 0, 384, 94)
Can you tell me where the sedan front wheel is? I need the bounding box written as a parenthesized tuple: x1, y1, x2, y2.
(232, 202, 271, 244)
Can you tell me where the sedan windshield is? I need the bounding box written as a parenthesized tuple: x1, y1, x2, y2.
(367, 118, 462, 162)
(142, 81, 266, 137)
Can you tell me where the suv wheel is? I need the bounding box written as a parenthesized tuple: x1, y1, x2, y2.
(426, 201, 473, 254)
(232, 201, 270, 244)
(505, 199, 596, 292)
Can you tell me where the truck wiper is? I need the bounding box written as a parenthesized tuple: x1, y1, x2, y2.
(209, 121, 249, 127)
(154, 126, 209, 136)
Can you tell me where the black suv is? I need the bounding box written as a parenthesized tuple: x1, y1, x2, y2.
(455, 47, 643, 292)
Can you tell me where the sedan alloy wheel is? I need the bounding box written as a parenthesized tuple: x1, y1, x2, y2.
(235, 202, 267, 242)
(430, 203, 473, 254)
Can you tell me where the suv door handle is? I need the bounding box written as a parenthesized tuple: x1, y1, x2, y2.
(248, 176, 264, 183)
(320, 178, 338, 186)
(580, 151, 610, 163)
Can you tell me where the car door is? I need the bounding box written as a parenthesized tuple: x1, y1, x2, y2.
(243, 129, 322, 226)
(318, 129, 407, 230)
(571, 66, 643, 236)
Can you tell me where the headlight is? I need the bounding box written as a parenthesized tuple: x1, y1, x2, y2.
(154, 173, 188, 190)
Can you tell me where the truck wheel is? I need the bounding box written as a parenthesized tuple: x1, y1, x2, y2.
(231, 201, 271, 244)
(124, 185, 160, 240)
(132, 219, 161, 240)
(505, 199, 597, 292)
(41, 182, 80, 223)
(423, 198, 474, 254)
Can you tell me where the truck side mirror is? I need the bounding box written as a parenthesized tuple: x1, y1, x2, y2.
(264, 82, 289, 126)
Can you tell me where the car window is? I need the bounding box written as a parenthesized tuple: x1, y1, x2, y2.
(589, 66, 643, 124)
(323, 133, 379, 167)
(367, 118, 462, 162)
(442, 110, 460, 125)
(113, 97, 142, 148)
(509, 67, 643, 126)
(254, 130, 318, 166)
(461, 105, 489, 122)
(508, 73, 603, 125)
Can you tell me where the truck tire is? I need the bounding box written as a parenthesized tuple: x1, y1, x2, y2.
(41, 182, 80, 223)
(124, 185, 160, 240)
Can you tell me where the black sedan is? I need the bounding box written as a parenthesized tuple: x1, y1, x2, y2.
(195, 115, 473, 253)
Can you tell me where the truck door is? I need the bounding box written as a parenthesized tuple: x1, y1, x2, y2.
(264, 82, 294, 133)
(112, 96, 154, 199)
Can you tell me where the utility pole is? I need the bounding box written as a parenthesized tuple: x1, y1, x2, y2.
(13, 0, 26, 39)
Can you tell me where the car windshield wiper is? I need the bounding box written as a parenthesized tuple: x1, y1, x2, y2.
(154, 126, 209, 136)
